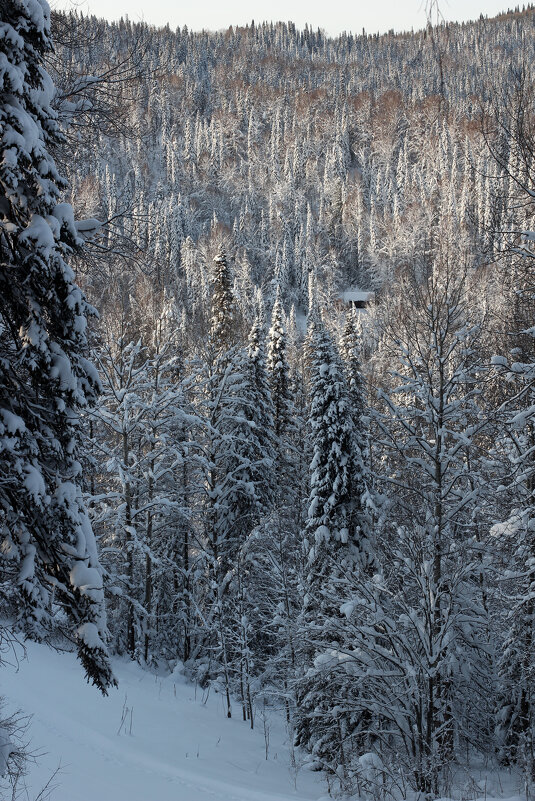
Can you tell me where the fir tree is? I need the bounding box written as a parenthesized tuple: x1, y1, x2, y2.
(294, 318, 371, 788)
(339, 306, 374, 569)
(267, 287, 293, 441)
(340, 307, 366, 424)
(210, 249, 235, 351)
(0, 0, 113, 692)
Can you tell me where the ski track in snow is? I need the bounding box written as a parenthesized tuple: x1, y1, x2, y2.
(3, 641, 325, 801)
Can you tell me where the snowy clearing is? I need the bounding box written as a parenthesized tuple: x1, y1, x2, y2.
(3, 641, 325, 801)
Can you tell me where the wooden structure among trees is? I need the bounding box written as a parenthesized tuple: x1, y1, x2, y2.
(337, 289, 375, 309)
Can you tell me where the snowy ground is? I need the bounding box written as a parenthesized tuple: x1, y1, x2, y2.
(2, 641, 528, 801)
(3, 641, 326, 801)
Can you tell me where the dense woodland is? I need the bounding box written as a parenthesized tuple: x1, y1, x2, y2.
(3, 1, 535, 797)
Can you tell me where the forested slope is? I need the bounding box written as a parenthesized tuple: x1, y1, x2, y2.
(4, 5, 535, 798)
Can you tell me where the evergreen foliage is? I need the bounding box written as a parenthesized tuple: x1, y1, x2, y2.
(294, 319, 372, 788)
(6, 4, 535, 796)
(0, 0, 113, 693)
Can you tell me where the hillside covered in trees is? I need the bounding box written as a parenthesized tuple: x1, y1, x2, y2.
(3, 1, 535, 798)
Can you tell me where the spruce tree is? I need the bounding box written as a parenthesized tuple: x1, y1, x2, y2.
(339, 306, 374, 568)
(211, 249, 235, 350)
(295, 318, 370, 788)
(0, 0, 113, 691)
(267, 287, 293, 441)
(340, 307, 366, 423)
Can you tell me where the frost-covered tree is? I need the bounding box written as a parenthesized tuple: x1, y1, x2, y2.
(480, 71, 535, 784)
(490, 261, 535, 781)
(210, 249, 236, 351)
(358, 259, 492, 794)
(339, 307, 374, 553)
(193, 307, 276, 711)
(87, 334, 150, 657)
(267, 287, 293, 442)
(87, 295, 195, 665)
(16, 4, 535, 794)
(340, 308, 366, 423)
(230, 316, 278, 723)
(294, 318, 372, 789)
(0, 0, 113, 692)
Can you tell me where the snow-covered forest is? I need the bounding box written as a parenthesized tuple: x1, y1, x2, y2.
(3, 1, 535, 798)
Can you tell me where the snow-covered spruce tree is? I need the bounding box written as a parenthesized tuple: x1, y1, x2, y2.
(269, 293, 306, 509)
(193, 278, 276, 713)
(245, 314, 277, 519)
(339, 306, 374, 554)
(229, 314, 278, 724)
(340, 306, 366, 425)
(0, 0, 113, 692)
(267, 286, 293, 443)
(249, 286, 302, 717)
(187, 252, 237, 697)
(294, 317, 372, 792)
(197, 342, 274, 711)
(211, 249, 235, 351)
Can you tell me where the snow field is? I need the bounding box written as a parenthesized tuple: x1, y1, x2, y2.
(3, 641, 324, 801)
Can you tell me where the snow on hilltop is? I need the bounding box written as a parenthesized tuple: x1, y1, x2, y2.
(3, 641, 324, 801)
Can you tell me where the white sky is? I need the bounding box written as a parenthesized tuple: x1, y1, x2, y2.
(50, 0, 514, 37)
